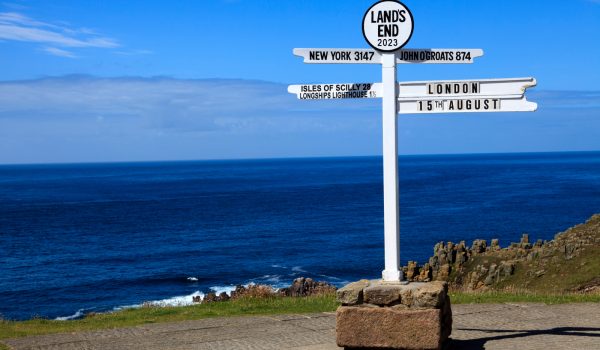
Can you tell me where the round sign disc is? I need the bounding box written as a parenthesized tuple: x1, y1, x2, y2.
(362, 0, 414, 52)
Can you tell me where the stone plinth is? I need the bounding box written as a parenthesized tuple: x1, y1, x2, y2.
(336, 280, 452, 350)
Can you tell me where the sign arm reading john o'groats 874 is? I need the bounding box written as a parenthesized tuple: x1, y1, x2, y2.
(288, 0, 537, 283)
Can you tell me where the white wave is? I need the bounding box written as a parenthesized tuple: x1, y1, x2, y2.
(55, 309, 85, 321)
(145, 291, 204, 307)
(187, 277, 199, 282)
(113, 290, 204, 311)
(271, 264, 287, 268)
(318, 274, 341, 280)
(258, 274, 282, 283)
(291, 266, 307, 273)
(209, 285, 235, 296)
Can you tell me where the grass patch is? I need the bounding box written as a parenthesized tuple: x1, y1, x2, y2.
(1, 291, 598, 345)
(0, 294, 338, 341)
(504, 245, 600, 293)
(450, 290, 600, 304)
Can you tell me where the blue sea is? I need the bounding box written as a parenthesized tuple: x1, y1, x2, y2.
(2, 152, 600, 320)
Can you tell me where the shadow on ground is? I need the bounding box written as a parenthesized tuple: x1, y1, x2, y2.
(449, 327, 600, 350)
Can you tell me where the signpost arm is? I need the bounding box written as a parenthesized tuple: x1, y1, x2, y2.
(381, 53, 403, 283)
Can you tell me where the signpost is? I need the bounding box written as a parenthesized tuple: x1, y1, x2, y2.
(288, 0, 537, 283)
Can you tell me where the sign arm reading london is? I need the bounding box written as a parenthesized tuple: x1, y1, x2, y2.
(288, 1, 537, 283)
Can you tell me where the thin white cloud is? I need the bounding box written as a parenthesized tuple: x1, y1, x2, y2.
(0, 11, 119, 56)
(1, 76, 598, 164)
(0, 77, 379, 163)
(0, 76, 375, 133)
(43, 47, 77, 58)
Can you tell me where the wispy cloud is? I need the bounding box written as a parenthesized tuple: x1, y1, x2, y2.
(0, 11, 119, 57)
(42, 47, 77, 58)
(0, 76, 379, 163)
(0, 76, 374, 132)
(0, 76, 598, 164)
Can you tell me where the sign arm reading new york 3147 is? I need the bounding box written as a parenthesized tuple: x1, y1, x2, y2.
(288, 0, 537, 283)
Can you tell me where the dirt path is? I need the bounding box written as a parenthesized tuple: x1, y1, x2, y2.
(3, 303, 600, 349)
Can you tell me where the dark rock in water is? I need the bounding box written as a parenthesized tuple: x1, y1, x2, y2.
(218, 292, 230, 301)
(284, 277, 336, 297)
(230, 285, 246, 299)
(192, 295, 202, 303)
(203, 292, 217, 303)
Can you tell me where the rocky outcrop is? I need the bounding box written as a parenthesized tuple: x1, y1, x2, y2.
(279, 277, 337, 297)
(194, 277, 337, 303)
(402, 214, 600, 292)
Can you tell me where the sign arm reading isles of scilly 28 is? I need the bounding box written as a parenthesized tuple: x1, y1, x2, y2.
(288, 1, 537, 283)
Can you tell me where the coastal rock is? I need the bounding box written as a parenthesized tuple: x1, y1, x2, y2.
(490, 239, 500, 251)
(285, 277, 336, 297)
(203, 292, 217, 303)
(435, 264, 451, 281)
(230, 285, 247, 299)
(471, 239, 487, 254)
(417, 263, 432, 282)
(406, 261, 419, 280)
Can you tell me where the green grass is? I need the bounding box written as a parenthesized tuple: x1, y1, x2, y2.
(0, 295, 338, 342)
(501, 245, 600, 293)
(1, 291, 598, 347)
(450, 290, 600, 304)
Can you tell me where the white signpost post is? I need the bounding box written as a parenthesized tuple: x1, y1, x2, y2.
(288, 0, 537, 284)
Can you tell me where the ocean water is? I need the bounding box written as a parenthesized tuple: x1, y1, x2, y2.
(1, 152, 600, 320)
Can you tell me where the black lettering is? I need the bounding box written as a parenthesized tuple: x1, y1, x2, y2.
(398, 9, 406, 22)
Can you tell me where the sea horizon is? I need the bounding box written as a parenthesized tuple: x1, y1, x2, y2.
(2, 149, 600, 167)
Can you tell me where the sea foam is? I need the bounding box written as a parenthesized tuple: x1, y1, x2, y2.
(55, 309, 85, 321)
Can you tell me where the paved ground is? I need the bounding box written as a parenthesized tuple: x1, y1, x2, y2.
(3, 303, 600, 349)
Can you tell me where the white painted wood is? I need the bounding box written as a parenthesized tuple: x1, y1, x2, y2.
(397, 96, 538, 114)
(397, 77, 536, 98)
(381, 53, 402, 283)
(293, 48, 382, 64)
(287, 83, 382, 99)
(396, 49, 483, 64)
(293, 48, 483, 64)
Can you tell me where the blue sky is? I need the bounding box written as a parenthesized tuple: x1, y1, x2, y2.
(1, 0, 600, 163)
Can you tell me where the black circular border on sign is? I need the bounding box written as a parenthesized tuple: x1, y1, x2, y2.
(362, 0, 414, 53)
